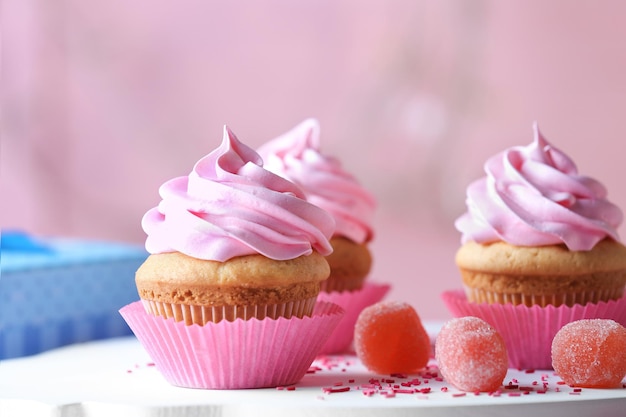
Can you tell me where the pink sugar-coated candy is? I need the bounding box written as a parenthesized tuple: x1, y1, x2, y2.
(551, 319, 626, 388)
(435, 316, 508, 392)
(354, 301, 431, 375)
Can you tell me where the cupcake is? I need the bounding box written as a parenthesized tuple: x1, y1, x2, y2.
(258, 119, 389, 354)
(444, 122, 626, 369)
(257, 118, 376, 293)
(454, 123, 626, 307)
(136, 126, 335, 324)
(121, 126, 344, 389)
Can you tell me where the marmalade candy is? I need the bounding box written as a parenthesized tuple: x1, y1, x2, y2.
(435, 316, 508, 392)
(354, 301, 430, 375)
(551, 319, 626, 388)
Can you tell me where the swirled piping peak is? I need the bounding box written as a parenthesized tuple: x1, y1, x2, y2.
(258, 118, 375, 243)
(142, 125, 335, 261)
(455, 122, 622, 251)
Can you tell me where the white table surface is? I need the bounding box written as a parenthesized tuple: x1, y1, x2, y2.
(2, 327, 626, 417)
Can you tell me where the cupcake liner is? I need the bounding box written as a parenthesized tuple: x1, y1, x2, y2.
(141, 296, 318, 325)
(119, 300, 344, 389)
(464, 286, 625, 308)
(316, 282, 391, 354)
(441, 289, 626, 370)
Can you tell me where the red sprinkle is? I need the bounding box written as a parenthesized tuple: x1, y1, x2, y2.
(393, 388, 415, 394)
(323, 386, 350, 394)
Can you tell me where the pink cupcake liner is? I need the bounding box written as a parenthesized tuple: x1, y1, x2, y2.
(316, 282, 391, 354)
(141, 296, 317, 324)
(119, 300, 344, 389)
(464, 286, 625, 308)
(441, 289, 626, 370)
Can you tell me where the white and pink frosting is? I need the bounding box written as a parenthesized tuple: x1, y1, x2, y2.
(142, 126, 335, 262)
(257, 119, 376, 244)
(455, 123, 622, 251)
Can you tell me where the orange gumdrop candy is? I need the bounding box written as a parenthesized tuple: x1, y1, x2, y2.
(354, 301, 431, 375)
(551, 319, 626, 388)
(435, 317, 508, 392)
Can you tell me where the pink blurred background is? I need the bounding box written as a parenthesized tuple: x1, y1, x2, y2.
(4, 1, 626, 320)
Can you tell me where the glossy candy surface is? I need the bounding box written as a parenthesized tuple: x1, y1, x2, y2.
(354, 301, 430, 375)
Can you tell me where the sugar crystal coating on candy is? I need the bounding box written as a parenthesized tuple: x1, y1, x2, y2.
(354, 301, 430, 375)
(435, 316, 508, 392)
(551, 319, 626, 388)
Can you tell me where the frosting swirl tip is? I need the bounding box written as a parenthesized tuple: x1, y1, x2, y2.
(456, 123, 622, 251)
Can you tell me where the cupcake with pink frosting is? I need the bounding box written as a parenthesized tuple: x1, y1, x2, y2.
(120, 126, 344, 389)
(443, 122, 626, 369)
(258, 119, 389, 354)
(258, 118, 376, 293)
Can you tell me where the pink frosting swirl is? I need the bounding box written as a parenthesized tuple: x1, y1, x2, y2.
(142, 126, 335, 261)
(455, 123, 622, 251)
(258, 118, 376, 244)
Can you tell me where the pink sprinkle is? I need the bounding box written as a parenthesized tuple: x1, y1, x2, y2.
(452, 393, 466, 398)
(557, 381, 567, 385)
(536, 390, 547, 394)
(287, 386, 296, 391)
(508, 392, 521, 397)
(441, 387, 448, 392)
(525, 369, 535, 374)
(573, 388, 582, 393)
(419, 387, 431, 394)
(146, 362, 156, 367)
(126, 370, 132, 374)
(323, 386, 350, 394)
(348, 379, 355, 383)
(393, 389, 415, 394)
